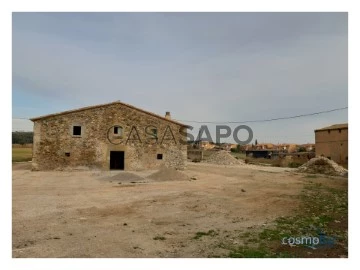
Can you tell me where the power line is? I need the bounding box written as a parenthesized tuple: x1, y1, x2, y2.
(12, 106, 348, 124)
(173, 107, 348, 124)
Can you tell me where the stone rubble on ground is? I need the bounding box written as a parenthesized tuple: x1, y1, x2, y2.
(297, 156, 348, 177)
(204, 150, 244, 166)
(105, 172, 145, 182)
(148, 166, 189, 181)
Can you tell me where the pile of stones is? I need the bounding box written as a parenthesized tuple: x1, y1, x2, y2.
(297, 156, 348, 177)
(204, 150, 244, 166)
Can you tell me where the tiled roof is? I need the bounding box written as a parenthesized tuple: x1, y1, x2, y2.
(315, 123, 348, 132)
(30, 100, 189, 127)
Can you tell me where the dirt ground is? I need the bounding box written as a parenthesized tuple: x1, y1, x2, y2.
(12, 162, 343, 258)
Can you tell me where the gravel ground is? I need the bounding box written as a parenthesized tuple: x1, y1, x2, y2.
(12, 162, 323, 258)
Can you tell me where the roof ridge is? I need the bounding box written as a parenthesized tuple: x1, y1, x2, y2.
(315, 123, 348, 131)
(30, 100, 189, 127)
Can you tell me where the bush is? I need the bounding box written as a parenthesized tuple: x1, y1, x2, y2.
(12, 131, 33, 144)
(288, 162, 302, 168)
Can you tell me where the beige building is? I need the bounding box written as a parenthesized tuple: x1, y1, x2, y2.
(315, 123, 348, 164)
(30, 101, 188, 171)
(198, 140, 215, 150)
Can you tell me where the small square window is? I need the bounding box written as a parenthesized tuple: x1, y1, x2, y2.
(152, 129, 158, 138)
(114, 126, 123, 136)
(73, 126, 82, 136)
(65, 152, 70, 157)
(157, 154, 163, 160)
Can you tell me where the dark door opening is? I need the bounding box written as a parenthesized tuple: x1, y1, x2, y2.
(110, 151, 125, 170)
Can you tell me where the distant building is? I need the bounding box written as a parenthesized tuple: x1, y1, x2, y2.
(221, 143, 232, 151)
(298, 143, 315, 152)
(287, 144, 298, 153)
(201, 140, 215, 150)
(315, 123, 348, 164)
(254, 143, 275, 150)
(245, 149, 279, 159)
(193, 140, 215, 150)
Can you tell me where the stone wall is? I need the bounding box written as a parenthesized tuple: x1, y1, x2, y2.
(32, 103, 187, 171)
(187, 149, 204, 162)
(315, 128, 348, 164)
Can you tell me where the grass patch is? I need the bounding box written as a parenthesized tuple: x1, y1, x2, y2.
(12, 147, 32, 162)
(223, 181, 348, 258)
(230, 153, 246, 160)
(288, 162, 302, 168)
(193, 230, 218, 239)
(244, 157, 308, 168)
(229, 247, 293, 258)
(229, 247, 271, 258)
(245, 157, 282, 167)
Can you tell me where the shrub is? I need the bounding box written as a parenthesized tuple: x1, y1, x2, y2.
(288, 162, 302, 168)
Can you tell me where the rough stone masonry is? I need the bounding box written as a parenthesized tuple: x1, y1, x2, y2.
(30, 101, 188, 171)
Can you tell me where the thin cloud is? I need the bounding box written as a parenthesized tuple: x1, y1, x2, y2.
(12, 13, 348, 143)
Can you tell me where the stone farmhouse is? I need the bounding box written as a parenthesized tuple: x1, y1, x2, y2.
(30, 101, 188, 171)
(315, 123, 348, 164)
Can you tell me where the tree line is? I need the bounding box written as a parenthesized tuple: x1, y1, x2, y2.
(12, 131, 33, 144)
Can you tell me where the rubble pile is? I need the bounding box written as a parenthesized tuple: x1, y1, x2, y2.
(204, 150, 244, 166)
(297, 156, 348, 177)
(148, 166, 189, 181)
(106, 172, 144, 182)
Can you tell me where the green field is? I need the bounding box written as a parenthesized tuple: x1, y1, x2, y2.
(12, 147, 32, 162)
(230, 152, 246, 160)
(230, 152, 307, 168)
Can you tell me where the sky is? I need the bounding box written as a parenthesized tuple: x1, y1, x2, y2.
(12, 12, 348, 144)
